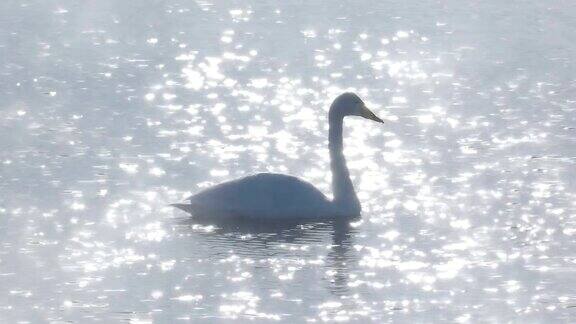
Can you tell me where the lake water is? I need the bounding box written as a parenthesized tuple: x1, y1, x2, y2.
(1, 1, 576, 322)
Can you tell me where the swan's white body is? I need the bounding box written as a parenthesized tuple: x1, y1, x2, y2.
(176, 173, 335, 219)
(172, 93, 383, 220)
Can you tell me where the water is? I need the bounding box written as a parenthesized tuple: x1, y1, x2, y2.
(1, 0, 576, 322)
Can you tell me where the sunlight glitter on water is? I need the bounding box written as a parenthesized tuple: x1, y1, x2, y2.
(2, 0, 576, 323)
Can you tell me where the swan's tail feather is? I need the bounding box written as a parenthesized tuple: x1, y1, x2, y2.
(170, 203, 194, 214)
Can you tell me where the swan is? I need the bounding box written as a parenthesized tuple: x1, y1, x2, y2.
(172, 92, 383, 220)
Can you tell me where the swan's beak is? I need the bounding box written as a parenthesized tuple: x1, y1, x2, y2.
(361, 105, 384, 123)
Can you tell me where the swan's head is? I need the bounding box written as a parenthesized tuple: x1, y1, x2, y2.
(331, 92, 383, 123)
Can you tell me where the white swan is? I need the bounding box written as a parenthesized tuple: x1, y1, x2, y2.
(172, 93, 383, 220)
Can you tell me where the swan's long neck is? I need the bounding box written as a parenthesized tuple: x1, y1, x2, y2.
(329, 109, 361, 214)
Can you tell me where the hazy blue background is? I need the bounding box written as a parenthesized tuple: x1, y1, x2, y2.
(1, 0, 576, 322)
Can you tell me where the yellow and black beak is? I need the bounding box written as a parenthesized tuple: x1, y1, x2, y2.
(361, 105, 384, 123)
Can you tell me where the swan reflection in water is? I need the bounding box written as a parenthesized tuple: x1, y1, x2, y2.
(172, 92, 383, 221)
(172, 215, 359, 295)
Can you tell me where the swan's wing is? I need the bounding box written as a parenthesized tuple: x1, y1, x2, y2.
(186, 173, 331, 218)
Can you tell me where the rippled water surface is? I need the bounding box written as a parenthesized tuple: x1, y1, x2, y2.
(2, 1, 576, 322)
